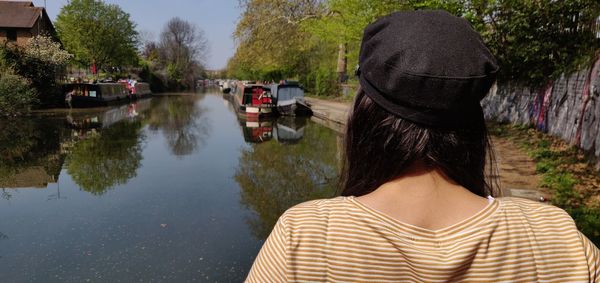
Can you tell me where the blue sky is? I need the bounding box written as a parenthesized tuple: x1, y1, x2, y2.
(32, 0, 242, 69)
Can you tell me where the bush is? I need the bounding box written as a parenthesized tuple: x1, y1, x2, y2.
(0, 70, 37, 116)
(1, 36, 73, 107)
(301, 68, 339, 96)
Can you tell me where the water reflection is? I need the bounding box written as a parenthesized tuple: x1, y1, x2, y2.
(147, 95, 211, 156)
(0, 118, 67, 190)
(235, 116, 341, 239)
(65, 120, 144, 195)
(0, 91, 345, 281)
(233, 110, 307, 144)
(0, 95, 212, 196)
(65, 99, 152, 131)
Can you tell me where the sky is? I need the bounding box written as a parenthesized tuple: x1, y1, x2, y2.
(32, 0, 242, 70)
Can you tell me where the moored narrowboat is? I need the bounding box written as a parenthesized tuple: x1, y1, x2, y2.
(232, 81, 275, 117)
(118, 80, 152, 99)
(133, 82, 152, 98)
(64, 83, 130, 107)
(270, 81, 312, 116)
(221, 81, 232, 94)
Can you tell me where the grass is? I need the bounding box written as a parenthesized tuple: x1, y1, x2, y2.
(489, 122, 600, 244)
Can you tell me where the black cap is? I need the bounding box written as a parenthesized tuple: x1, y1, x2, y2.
(358, 10, 499, 128)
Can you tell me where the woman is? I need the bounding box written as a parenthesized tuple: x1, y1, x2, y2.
(247, 10, 599, 282)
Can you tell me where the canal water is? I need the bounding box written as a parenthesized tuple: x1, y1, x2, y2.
(0, 89, 341, 282)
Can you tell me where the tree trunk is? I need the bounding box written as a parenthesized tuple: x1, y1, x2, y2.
(336, 43, 347, 83)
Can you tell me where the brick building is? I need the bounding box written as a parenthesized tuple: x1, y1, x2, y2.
(0, 1, 56, 46)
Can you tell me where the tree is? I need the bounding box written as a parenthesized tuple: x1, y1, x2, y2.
(302, 0, 403, 76)
(231, 0, 599, 94)
(158, 17, 208, 90)
(229, 0, 339, 94)
(55, 0, 139, 71)
(20, 36, 73, 105)
(466, 0, 600, 85)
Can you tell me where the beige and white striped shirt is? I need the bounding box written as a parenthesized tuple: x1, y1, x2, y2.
(247, 196, 600, 282)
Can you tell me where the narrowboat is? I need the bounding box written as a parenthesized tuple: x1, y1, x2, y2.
(232, 82, 274, 117)
(118, 80, 152, 99)
(221, 80, 232, 94)
(133, 82, 152, 98)
(269, 81, 312, 116)
(64, 83, 130, 107)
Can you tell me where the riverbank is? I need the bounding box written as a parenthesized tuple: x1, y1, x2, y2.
(304, 97, 349, 134)
(305, 96, 548, 201)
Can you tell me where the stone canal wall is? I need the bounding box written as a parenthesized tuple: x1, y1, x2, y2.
(482, 56, 600, 165)
(304, 97, 349, 133)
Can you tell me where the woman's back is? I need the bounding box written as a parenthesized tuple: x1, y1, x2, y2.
(247, 197, 599, 282)
(246, 10, 600, 282)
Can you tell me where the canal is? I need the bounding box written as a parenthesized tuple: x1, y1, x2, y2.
(0, 89, 341, 282)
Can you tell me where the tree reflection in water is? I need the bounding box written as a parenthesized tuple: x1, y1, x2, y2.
(236, 121, 340, 239)
(0, 118, 66, 190)
(146, 95, 211, 157)
(66, 120, 144, 195)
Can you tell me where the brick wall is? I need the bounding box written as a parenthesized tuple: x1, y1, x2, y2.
(16, 29, 32, 45)
(483, 56, 600, 166)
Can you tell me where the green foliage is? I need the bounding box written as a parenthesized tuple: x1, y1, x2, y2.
(0, 68, 37, 117)
(138, 59, 166, 92)
(228, 0, 335, 86)
(490, 123, 599, 245)
(55, 0, 139, 71)
(146, 95, 209, 156)
(166, 63, 183, 85)
(0, 118, 65, 188)
(467, 0, 600, 85)
(571, 207, 600, 243)
(301, 68, 339, 96)
(540, 170, 579, 205)
(22, 36, 72, 106)
(301, 0, 404, 69)
(231, 0, 599, 95)
(0, 37, 73, 107)
(23, 36, 73, 65)
(524, 136, 580, 206)
(236, 120, 340, 239)
(66, 120, 143, 195)
(140, 17, 208, 91)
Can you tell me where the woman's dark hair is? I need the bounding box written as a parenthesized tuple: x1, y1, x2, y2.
(340, 89, 498, 197)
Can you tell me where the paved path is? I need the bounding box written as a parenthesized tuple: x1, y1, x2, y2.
(306, 97, 548, 201)
(305, 97, 350, 133)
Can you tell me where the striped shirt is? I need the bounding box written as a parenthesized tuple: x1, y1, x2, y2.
(246, 196, 600, 282)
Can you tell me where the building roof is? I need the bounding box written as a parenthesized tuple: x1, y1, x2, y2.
(0, 1, 45, 28)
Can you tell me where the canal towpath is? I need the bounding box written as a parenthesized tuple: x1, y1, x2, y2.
(305, 96, 548, 201)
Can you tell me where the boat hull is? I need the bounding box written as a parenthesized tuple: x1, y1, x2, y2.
(277, 101, 312, 116)
(65, 82, 139, 108)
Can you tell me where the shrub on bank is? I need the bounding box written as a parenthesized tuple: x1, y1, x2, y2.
(301, 68, 339, 97)
(0, 70, 37, 117)
(0, 36, 73, 110)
